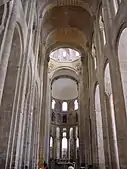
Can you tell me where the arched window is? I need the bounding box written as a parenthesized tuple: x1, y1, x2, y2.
(76, 138, 79, 148)
(62, 131, 67, 158)
(118, 28, 127, 113)
(62, 102, 67, 111)
(69, 128, 73, 138)
(52, 99, 55, 109)
(63, 132, 66, 137)
(74, 100, 78, 110)
(50, 137, 53, 148)
(62, 138, 67, 149)
(50, 48, 80, 62)
(76, 126, 78, 137)
(63, 128, 66, 132)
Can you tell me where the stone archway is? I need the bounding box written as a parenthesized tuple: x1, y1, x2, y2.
(118, 28, 127, 114)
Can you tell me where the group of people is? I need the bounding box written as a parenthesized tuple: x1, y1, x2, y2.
(39, 161, 93, 169)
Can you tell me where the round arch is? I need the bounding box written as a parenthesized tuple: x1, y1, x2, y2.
(51, 68, 79, 84)
(45, 28, 87, 56)
(117, 27, 127, 113)
(51, 68, 79, 81)
(40, 1, 94, 19)
(115, 22, 127, 50)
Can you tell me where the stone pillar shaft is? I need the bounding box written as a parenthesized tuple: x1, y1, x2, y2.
(14, 1, 36, 168)
(59, 137, 62, 159)
(39, 57, 48, 167)
(95, 21, 111, 168)
(79, 57, 89, 166)
(79, 80, 85, 164)
(73, 138, 77, 161)
(44, 75, 51, 163)
(67, 138, 70, 159)
(52, 137, 57, 159)
(105, 94, 119, 169)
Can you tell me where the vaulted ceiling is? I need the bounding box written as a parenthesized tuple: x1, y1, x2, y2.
(38, 0, 100, 52)
(38, 0, 100, 100)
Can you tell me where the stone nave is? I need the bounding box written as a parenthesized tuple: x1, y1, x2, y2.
(0, 0, 127, 169)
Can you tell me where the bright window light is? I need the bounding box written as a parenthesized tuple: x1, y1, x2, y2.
(76, 138, 79, 148)
(62, 138, 67, 149)
(63, 132, 66, 137)
(62, 102, 68, 111)
(50, 137, 53, 148)
(52, 99, 55, 109)
(74, 100, 78, 110)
